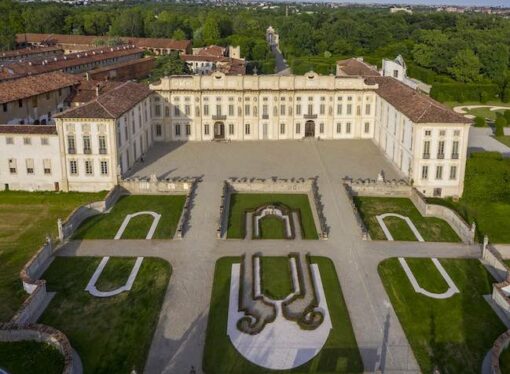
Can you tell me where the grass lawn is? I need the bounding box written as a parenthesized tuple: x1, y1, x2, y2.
(261, 257, 293, 300)
(203, 256, 363, 373)
(0, 190, 106, 322)
(494, 136, 510, 148)
(227, 194, 318, 239)
(500, 346, 510, 373)
(427, 152, 510, 243)
(379, 258, 505, 373)
(353, 197, 460, 242)
(465, 107, 506, 121)
(39, 256, 170, 373)
(73, 195, 186, 239)
(259, 216, 286, 239)
(0, 341, 64, 374)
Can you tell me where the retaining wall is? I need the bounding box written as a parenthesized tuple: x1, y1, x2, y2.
(343, 178, 475, 244)
(0, 323, 80, 374)
(489, 329, 510, 374)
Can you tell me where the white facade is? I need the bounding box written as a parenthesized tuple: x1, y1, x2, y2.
(381, 56, 431, 94)
(0, 129, 62, 191)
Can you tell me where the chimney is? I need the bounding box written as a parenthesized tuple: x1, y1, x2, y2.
(96, 84, 100, 97)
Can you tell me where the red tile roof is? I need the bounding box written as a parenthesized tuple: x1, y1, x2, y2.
(65, 79, 123, 105)
(0, 46, 62, 60)
(0, 125, 57, 134)
(194, 45, 226, 57)
(0, 72, 79, 104)
(56, 81, 151, 119)
(337, 58, 380, 77)
(365, 76, 471, 124)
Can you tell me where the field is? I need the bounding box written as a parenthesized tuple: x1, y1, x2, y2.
(39, 256, 170, 373)
(353, 197, 460, 242)
(203, 256, 363, 373)
(0, 191, 106, 321)
(379, 258, 505, 373)
(227, 194, 318, 239)
(72, 195, 186, 239)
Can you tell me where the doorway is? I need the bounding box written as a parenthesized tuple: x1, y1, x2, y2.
(305, 121, 315, 137)
(214, 122, 225, 139)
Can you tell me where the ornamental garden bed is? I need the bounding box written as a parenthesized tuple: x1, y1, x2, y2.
(0, 340, 64, 374)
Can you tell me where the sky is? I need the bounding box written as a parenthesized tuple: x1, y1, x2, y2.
(335, 0, 509, 6)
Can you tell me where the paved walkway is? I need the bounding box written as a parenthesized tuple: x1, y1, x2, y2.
(56, 140, 482, 374)
(469, 127, 510, 155)
(271, 45, 291, 75)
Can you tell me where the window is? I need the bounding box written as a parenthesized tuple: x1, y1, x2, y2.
(280, 123, 285, 134)
(26, 159, 34, 174)
(245, 123, 250, 135)
(425, 130, 431, 136)
(174, 106, 180, 116)
(336, 123, 342, 134)
(296, 104, 301, 115)
(421, 165, 429, 180)
(280, 104, 285, 116)
(85, 160, 93, 175)
(307, 104, 313, 115)
(43, 159, 51, 175)
(155, 104, 161, 117)
(100, 161, 108, 175)
(185, 105, 191, 116)
(365, 104, 371, 115)
(83, 136, 91, 154)
(454, 130, 460, 137)
(204, 124, 210, 135)
(364, 122, 370, 134)
(67, 135, 76, 153)
(319, 123, 324, 134)
(346, 104, 352, 115)
(99, 135, 107, 154)
(228, 105, 234, 116)
(204, 104, 209, 116)
(319, 104, 325, 115)
(155, 124, 162, 137)
(356, 106, 361, 116)
(41, 137, 49, 145)
(437, 140, 445, 159)
(296, 123, 301, 134)
(18, 99, 22, 108)
(186, 124, 191, 136)
(216, 104, 222, 116)
(346, 122, 351, 134)
(337, 104, 342, 115)
(435, 165, 443, 180)
(439, 130, 446, 136)
(23, 137, 31, 145)
(2, 103, 6, 112)
(69, 160, 78, 175)
(423, 141, 430, 159)
(8, 158, 16, 174)
(6, 137, 13, 145)
(245, 104, 250, 116)
(262, 104, 268, 116)
(393, 70, 399, 78)
(450, 165, 457, 180)
(175, 124, 181, 136)
(452, 141, 459, 159)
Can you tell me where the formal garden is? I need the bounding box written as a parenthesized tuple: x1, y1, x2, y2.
(0, 341, 64, 374)
(203, 256, 363, 373)
(379, 258, 506, 374)
(72, 194, 186, 240)
(353, 197, 460, 242)
(0, 190, 107, 322)
(227, 193, 318, 240)
(38, 256, 170, 373)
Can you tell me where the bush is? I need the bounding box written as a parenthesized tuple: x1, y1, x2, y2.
(504, 110, 510, 124)
(474, 116, 486, 127)
(495, 116, 506, 136)
(430, 83, 499, 103)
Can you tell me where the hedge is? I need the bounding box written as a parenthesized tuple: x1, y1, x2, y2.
(430, 83, 500, 103)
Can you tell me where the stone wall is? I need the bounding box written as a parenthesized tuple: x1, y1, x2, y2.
(221, 177, 328, 239)
(343, 177, 475, 244)
(483, 238, 510, 282)
(0, 323, 80, 374)
(489, 329, 510, 374)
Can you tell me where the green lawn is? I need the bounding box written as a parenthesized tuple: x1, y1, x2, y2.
(261, 256, 293, 300)
(494, 136, 510, 148)
(203, 256, 363, 373)
(259, 216, 286, 239)
(427, 152, 510, 243)
(465, 107, 506, 121)
(379, 258, 505, 373)
(500, 346, 510, 373)
(39, 256, 170, 373)
(353, 197, 460, 242)
(0, 341, 64, 374)
(0, 190, 106, 322)
(227, 194, 318, 239)
(73, 195, 186, 239)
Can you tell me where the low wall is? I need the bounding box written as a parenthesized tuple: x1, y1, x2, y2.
(483, 238, 510, 282)
(119, 175, 195, 195)
(489, 329, 510, 374)
(0, 323, 80, 374)
(218, 181, 231, 239)
(343, 178, 475, 244)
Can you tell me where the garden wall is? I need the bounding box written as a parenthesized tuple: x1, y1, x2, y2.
(489, 329, 510, 374)
(0, 323, 80, 374)
(343, 178, 475, 244)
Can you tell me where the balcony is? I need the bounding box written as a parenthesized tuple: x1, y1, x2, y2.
(212, 114, 227, 121)
(84, 149, 92, 155)
(68, 148, 76, 154)
(262, 114, 269, 119)
(422, 153, 430, 159)
(99, 148, 108, 155)
(451, 153, 459, 160)
(304, 114, 317, 119)
(437, 153, 445, 159)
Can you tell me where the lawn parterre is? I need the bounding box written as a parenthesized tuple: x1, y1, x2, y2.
(227, 194, 318, 239)
(0, 341, 64, 374)
(73, 195, 186, 239)
(379, 258, 505, 374)
(39, 256, 171, 373)
(261, 256, 293, 300)
(500, 346, 510, 373)
(0, 190, 106, 321)
(353, 197, 460, 242)
(203, 256, 363, 373)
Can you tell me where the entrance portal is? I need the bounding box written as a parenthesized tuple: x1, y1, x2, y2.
(214, 122, 225, 139)
(305, 121, 315, 137)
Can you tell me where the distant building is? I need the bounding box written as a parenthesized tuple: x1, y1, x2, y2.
(381, 55, 431, 94)
(85, 56, 156, 82)
(390, 7, 413, 14)
(0, 46, 63, 63)
(0, 72, 79, 125)
(266, 26, 279, 48)
(182, 45, 246, 75)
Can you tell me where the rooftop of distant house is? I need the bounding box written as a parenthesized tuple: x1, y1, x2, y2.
(56, 81, 152, 119)
(0, 125, 57, 135)
(65, 78, 124, 106)
(0, 46, 63, 60)
(336, 58, 380, 77)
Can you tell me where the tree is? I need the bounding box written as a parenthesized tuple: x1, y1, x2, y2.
(149, 52, 190, 82)
(448, 49, 481, 83)
(474, 116, 486, 128)
(504, 110, 510, 124)
(479, 43, 509, 82)
(110, 8, 144, 37)
(495, 116, 506, 136)
(202, 17, 220, 45)
(172, 29, 186, 40)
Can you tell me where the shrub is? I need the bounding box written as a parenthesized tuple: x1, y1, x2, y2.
(480, 91, 489, 104)
(430, 83, 499, 103)
(474, 116, 486, 127)
(504, 110, 510, 124)
(495, 116, 506, 136)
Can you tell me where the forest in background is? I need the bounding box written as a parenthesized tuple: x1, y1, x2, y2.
(1, 1, 510, 101)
